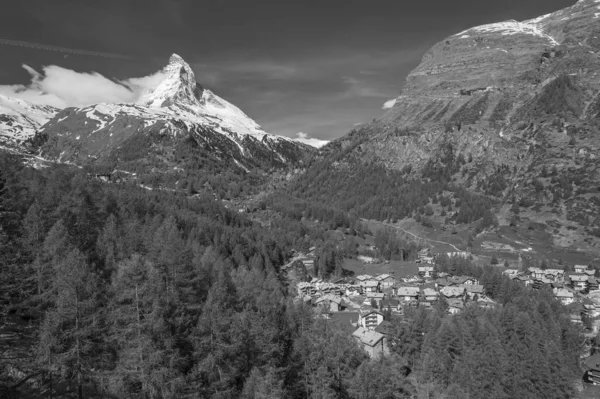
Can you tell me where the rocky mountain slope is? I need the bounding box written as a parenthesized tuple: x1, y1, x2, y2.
(305, 0, 600, 257)
(31, 54, 313, 174)
(0, 95, 57, 148)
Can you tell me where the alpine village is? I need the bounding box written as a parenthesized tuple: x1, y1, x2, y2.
(2, 0, 600, 398)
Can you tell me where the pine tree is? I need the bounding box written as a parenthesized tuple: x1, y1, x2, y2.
(37, 248, 100, 399)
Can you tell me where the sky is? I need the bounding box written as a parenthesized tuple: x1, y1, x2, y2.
(0, 0, 575, 144)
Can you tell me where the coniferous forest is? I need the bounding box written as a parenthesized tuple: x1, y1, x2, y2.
(0, 151, 585, 398)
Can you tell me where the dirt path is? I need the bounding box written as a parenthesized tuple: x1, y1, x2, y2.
(364, 219, 463, 252)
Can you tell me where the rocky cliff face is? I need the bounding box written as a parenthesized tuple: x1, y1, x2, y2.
(383, 0, 600, 127)
(321, 0, 600, 253)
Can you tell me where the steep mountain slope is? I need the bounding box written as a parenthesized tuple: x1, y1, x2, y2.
(293, 0, 600, 257)
(0, 95, 57, 147)
(33, 54, 313, 174)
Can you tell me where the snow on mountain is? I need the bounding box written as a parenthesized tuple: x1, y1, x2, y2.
(0, 94, 58, 145)
(455, 20, 559, 46)
(138, 54, 285, 143)
(34, 54, 312, 170)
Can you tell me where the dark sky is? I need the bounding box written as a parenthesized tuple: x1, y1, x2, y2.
(0, 0, 575, 142)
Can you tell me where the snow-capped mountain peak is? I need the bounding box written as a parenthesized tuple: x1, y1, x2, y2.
(0, 94, 58, 146)
(138, 53, 203, 109)
(137, 54, 280, 141)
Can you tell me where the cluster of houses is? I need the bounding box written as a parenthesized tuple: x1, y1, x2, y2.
(504, 264, 600, 332)
(296, 265, 499, 358)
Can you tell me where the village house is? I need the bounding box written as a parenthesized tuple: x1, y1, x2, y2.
(583, 300, 600, 318)
(511, 274, 533, 287)
(355, 274, 373, 282)
(418, 266, 435, 278)
(376, 274, 396, 288)
(462, 284, 485, 301)
(358, 308, 385, 330)
(297, 282, 317, 297)
(532, 277, 554, 290)
(447, 298, 464, 315)
(315, 294, 345, 312)
(380, 298, 401, 312)
(585, 354, 600, 385)
(449, 276, 479, 286)
(345, 284, 362, 296)
(433, 278, 454, 290)
(575, 264, 588, 274)
(395, 287, 420, 303)
(417, 248, 434, 264)
(421, 288, 439, 303)
(589, 277, 600, 292)
(567, 274, 589, 292)
(361, 280, 380, 293)
(502, 269, 520, 278)
(529, 267, 546, 280)
(440, 286, 466, 300)
(544, 269, 565, 283)
(352, 327, 390, 358)
(553, 288, 574, 305)
(364, 292, 385, 307)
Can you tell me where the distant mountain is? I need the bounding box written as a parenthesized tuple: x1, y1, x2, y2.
(0, 94, 57, 148)
(30, 54, 313, 173)
(296, 0, 600, 255)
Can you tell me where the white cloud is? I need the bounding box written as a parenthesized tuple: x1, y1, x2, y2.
(382, 98, 397, 109)
(294, 132, 329, 148)
(0, 64, 166, 109)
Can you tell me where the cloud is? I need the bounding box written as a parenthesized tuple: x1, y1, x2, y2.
(382, 98, 397, 109)
(0, 64, 165, 108)
(294, 132, 329, 148)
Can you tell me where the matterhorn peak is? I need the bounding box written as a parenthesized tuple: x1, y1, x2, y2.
(138, 53, 203, 109)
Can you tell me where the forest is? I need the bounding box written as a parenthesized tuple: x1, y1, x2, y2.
(0, 153, 585, 398)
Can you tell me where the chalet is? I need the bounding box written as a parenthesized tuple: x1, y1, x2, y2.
(567, 274, 588, 292)
(583, 301, 600, 318)
(502, 269, 520, 278)
(585, 353, 600, 385)
(575, 264, 588, 274)
(361, 280, 380, 293)
(317, 282, 344, 296)
(358, 308, 384, 330)
(529, 267, 546, 279)
(434, 278, 454, 290)
(440, 286, 466, 300)
(447, 298, 464, 315)
(476, 297, 498, 309)
(553, 288, 574, 305)
(380, 298, 401, 312)
(356, 274, 373, 282)
(300, 257, 315, 270)
(589, 277, 600, 292)
(395, 287, 420, 302)
(532, 277, 553, 290)
(450, 276, 478, 285)
(345, 285, 362, 296)
(315, 295, 345, 312)
(417, 248, 434, 264)
(421, 288, 440, 303)
(297, 282, 317, 297)
(462, 284, 485, 300)
(352, 327, 389, 358)
(544, 269, 565, 282)
(376, 274, 396, 288)
(365, 292, 385, 307)
(512, 275, 533, 287)
(418, 266, 435, 278)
